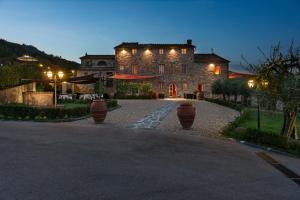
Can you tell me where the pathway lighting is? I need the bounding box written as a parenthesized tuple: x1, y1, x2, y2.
(46, 70, 64, 107)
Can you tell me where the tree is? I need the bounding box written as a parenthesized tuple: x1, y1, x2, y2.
(211, 79, 225, 100)
(244, 43, 300, 139)
(211, 78, 250, 103)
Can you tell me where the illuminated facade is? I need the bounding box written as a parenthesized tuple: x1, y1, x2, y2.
(79, 40, 230, 97)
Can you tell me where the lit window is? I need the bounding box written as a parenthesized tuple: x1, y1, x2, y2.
(159, 49, 164, 55)
(132, 66, 139, 74)
(182, 82, 188, 90)
(120, 66, 125, 71)
(132, 48, 137, 55)
(181, 64, 187, 74)
(159, 64, 165, 74)
(181, 48, 187, 54)
(214, 66, 221, 75)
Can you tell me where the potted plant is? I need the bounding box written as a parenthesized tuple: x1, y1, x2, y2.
(177, 102, 196, 129)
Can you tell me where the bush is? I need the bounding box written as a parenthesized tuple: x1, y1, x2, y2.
(106, 99, 118, 108)
(0, 104, 89, 120)
(115, 94, 152, 99)
(205, 98, 244, 111)
(158, 93, 165, 99)
(223, 108, 300, 157)
(58, 99, 91, 104)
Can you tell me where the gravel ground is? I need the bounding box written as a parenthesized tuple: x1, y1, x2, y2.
(158, 100, 240, 137)
(71, 100, 170, 128)
(71, 100, 239, 138)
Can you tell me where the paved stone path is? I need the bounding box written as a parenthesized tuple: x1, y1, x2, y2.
(127, 102, 177, 129)
(70, 99, 239, 138)
(159, 100, 240, 137)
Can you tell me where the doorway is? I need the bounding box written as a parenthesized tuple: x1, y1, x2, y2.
(169, 83, 177, 97)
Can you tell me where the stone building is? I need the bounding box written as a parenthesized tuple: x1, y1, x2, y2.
(78, 39, 229, 97)
(77, 54, 116, 96)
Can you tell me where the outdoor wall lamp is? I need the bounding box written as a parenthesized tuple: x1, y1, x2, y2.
(208, 63, 215, 72)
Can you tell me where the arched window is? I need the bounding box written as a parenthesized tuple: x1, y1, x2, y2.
(97, 61, 107, 66)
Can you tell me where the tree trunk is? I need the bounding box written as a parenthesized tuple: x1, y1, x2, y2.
(281, 107, 298, 140)
(222, 93, 226, 101)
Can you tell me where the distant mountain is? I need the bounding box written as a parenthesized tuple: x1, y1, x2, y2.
(0, 39, 79, 69)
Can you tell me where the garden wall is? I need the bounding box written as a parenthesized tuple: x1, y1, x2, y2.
(23, 91, 53, 107)
(0, 83, 33, 104)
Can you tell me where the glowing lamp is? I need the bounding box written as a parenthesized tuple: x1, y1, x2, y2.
(47, 71, 53, 79)
(58, 71, 64, 79)
(121, 49, 126, 54)
(248, 79, 255, 88)
(208, 63, 215, 72)
(261, 80, 269, 87)
(145, 49, 151, 54)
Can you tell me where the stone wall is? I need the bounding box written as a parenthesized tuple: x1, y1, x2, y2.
(115, 46, 228, 97)
(77, 57, 116, 95)
(0, 83, 35, 104)
(23, 92, 53, 107)
(115, 47, 194, 76)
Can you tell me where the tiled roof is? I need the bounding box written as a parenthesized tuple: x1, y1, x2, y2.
(114, 42, 195, 49)
(79, 54, 115, 60)
(194, 53, 230, 63)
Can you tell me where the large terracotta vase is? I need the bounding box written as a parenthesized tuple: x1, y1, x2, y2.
(177, 102, 196, 129)
(90, 99, 107, 123)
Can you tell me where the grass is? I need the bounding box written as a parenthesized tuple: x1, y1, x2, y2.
(239, 109, 300, 138)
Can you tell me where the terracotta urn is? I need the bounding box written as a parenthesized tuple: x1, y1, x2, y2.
(177, 102, 196, 129)
(90, 99, 107, 123)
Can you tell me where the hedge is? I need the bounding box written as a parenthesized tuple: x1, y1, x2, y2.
(223, 109, 300, 157)
(204, 98, 244, 111)
(0, 99, 118, 121)
(0, 104, 90, 120)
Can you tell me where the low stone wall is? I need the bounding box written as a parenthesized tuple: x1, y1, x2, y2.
(22, 92, 53, 107)
(0, 84, 28, 104)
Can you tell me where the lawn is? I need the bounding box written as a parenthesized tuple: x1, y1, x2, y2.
(239, 108, 300, 137)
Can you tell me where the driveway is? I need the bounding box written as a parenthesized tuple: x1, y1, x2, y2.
(0, 121, 299, 200)
(72, 100, 239, 137)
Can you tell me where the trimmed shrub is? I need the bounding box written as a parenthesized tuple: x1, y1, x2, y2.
(205, 98, 244, 111)
(0, 104, 90, 120)
(222, 108, 300, 157)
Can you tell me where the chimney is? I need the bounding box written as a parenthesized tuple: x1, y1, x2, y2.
(187, 39, 192, 45)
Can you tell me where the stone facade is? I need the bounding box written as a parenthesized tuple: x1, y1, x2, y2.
(23, 91, 53, 107)
(76, 55, 116, 96)
(78, 40, 229, 97)
(114, 40, 229, 97)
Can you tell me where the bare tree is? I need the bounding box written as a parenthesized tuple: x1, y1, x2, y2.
(244, 43, 300, 139)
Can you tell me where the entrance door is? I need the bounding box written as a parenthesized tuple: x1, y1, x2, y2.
(169, 83, 177, 97)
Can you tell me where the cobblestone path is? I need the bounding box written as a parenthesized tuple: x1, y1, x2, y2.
(127, 102, 177, 129)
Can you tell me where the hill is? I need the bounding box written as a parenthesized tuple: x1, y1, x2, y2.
(0, 39, 79, 69)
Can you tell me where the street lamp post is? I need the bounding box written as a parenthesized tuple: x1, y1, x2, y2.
(248, 79, 260, 130)
(47, 70, 64, 107)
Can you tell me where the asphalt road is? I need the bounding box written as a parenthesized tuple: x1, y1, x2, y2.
(0, 121, 299, 200)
